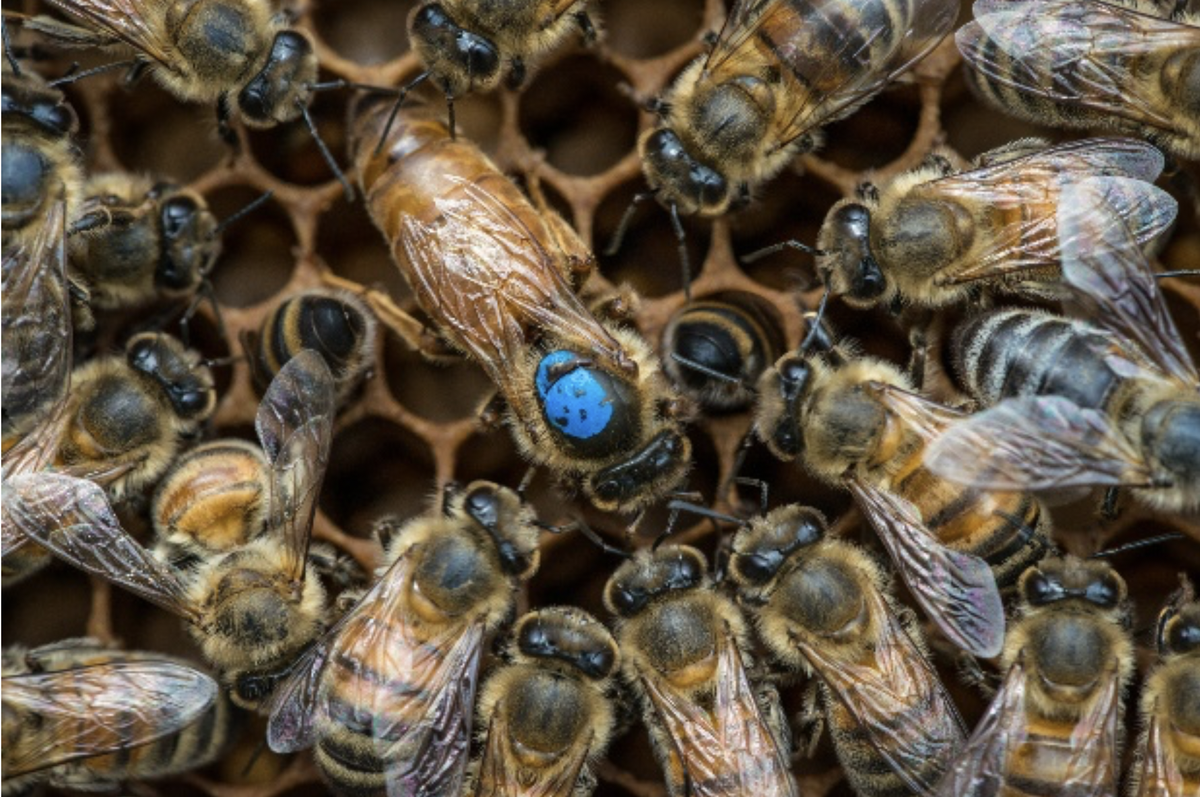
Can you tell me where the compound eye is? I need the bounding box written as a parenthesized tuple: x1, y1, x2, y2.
(236, 674, 271, 703)
(517, 619, 553, 658)
(455, 30, 499, 80)
(645, 128, 686, 164)
(161, 196, 200, 239)
(581, 647, 616, 679)
(1025, 571, 1064, 606)
(735, 550, 781, 585)
(852, 256, 886, 300)
(1168, 618, 1200, 654)
(778, 358, 811, 387)
(126, 336, 163, 375)
(32, 100, 75, 135)
(173, 385, 211, 418)
(612, 585, 646, 617)
(670, 551, 703, 589)
(790, 515, 823, 547)
(1085, 575, 1119, 608)
(691, 162, 727, 208)
(464, 485, 500, 530)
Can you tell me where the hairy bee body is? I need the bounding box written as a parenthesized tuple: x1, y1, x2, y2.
(1, 638, 234, 797)
(957, 0, 1200, 160)
(353, 103, 690, 514)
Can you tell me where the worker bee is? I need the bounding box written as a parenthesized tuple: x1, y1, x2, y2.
(630, 0, 956, 246)
(4, 350, 337, 710)
(927, 178, 1200, 514)
(266, 480, 541, 797)
(660, 291, 786, 412)
(2, 638, 233, 795)
(1128, 576, 1200, 797)
(728, 505, 966, 797)
(602, 544, 798, 797)
(936, 557, 1135, 797)
(956, 0, 1200, 161)
(249, 288, 377, 405)
(468, 606, 620, 797)
(754, 316, 1052, 658)
(351, 101, 691, 515)
(407, 0, 598, 124)
(811, 137, 1177, 310)
(1, 63, 84, 252)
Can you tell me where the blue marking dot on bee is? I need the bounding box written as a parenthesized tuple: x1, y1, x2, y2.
(536, 350, 614, 441)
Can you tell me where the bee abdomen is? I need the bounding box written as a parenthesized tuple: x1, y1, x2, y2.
(826, 693, 946, 797)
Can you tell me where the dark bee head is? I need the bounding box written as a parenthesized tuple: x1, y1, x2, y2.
(1020, 557, 1126, 611)
(232, 669, 284, 709)
(457, 481, 540, 581)
(1, 73, 77, 138)
(409, 3, 501, 98)
(586, 429, 691, 513)
(534, 349, 641, 460)
(753, 352, 817, 460)
(816, 201, 887, 307)
(1141, 399, 1200, 499)
(639, 128, 730, 217)
(236, 30, 318, 127)
(514, 607, 620, 680)
(153, 187, 220, 294)
(729, 505, 828, 588)
(125, 333, 216, 421)
(603, 545, 707, 618)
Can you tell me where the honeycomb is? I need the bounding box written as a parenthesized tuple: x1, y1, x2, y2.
(3, 0, 1200, 794)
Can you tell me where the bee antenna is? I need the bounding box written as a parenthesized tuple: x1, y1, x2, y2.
(2, 18, 20, 75)
(1156, 269, 1200, 280)
(1090, 532, 1185, 559)
(717, 430, 757, 507)
(47, 58, 137, 87)
(603, 191, 652, 257)
(534, 517, 630, 559)
(668, 202, 693, 303)
(372, 71, 430, 157)
(306, 78, 393, 94)
(298, 100, 354, 202)
(446, 95, 456, 141)
(741, 238, 824, 265)
(798, 287, 831, 353)
(211, 190, 273, 240)
(670, 352, 745, 387)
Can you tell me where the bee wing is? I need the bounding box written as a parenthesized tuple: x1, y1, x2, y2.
(935, 657, 1032, 796)
(2, 659, 217, 777)
(256, 350, 336, 581)
(2, 472, 199, 620)
(38, 0, 179, 70)
(794, 587, 965, 795)
(1130, 704, 1186, 797)
(925, 396, 1156, 492)
(398, 177, 626, 387)
(1058, 178, 1198, 387)
(957, 0, 1200, 131)
(475, 705, 594, 797)
(640, 628, 797, 797)
(2, 199, 71, 439)
(703, 0, 957, 153)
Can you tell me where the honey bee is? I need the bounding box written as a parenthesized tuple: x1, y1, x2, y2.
(927, 178, 1200, 514)
(351, 101, 691, 515)
(634, 0, 956, 224)
(728, 504, 966, 797)
(811, 137, 1177, 310)
(754, 316, 1053, 658)
(956, 0, 1200, 161)
(602, 544, 798, 797)
(936, 557, 1135, 797)
(266, 480, 541, 797)
(660, 291, 786, 412)
(1, 63, 83, 252)
(407, 0, 598, 123)
(4, 350, 337, 710)
(468, 606, 620, 797)
(2, 638, 234, 795)
(1128, 576, 1200, 797)
(249, 288, 377, 405)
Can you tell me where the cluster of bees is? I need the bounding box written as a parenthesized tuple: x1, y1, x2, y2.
(1, 0, 1198, 794)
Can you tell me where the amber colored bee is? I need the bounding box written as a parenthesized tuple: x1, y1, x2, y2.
(0, 64, 83, 252)
(250, 288, 377, 405)
(602, 544, 798, 797)
(660, 290, 786, 412)
(28, 0, 318, 132)
(957, 0, 1200, 160)
(928, 178, 1200, 515)
(1128, 576, 1200, 797)
(812, 137, 1176, 310)
(5, 351, 337, 710)
(754, 316, 1053, 657)
(1, 638, 234, 795)
(636, 0, 957, 221)
(351, 101, 691, 515)
(468, 606, 620, 797)
(936, 557, 1135, 797)
(408, 0, 598, 115)
(729, 505, 966, 797)
(266, 481, 541, 797)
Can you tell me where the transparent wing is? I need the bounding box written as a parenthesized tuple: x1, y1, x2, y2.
(641, 628, 797, 797)
(474, 706, 593, 797)
(1061, 660, 1124, 796)
(256, 350, 336, 581)
(398, 177, 627, 391)
(795, 587, 965, 794)
(935, 658, 1031, 796)
(704, 0, 958, 152)
(1058, 178, 1198, 387)
(926, 396, 1155, 492)
(957, 0, 1200, 131)
(2, 659, 216, 776)
(2, 472, 198, 620)
(39, 0, 178, 68)
(1, 199, 71, 438)
(1130, 704, 1186, 797)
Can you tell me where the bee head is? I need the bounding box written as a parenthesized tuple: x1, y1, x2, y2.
(603, 545, 707, 618)
(409, 3, 501, 97)
(126, 333, 216, 421)
(514, 607, 619, 680)
(2, 76, 76, 137)
(460, 482, 539, 581)
(754, 352, 816, 460)
(730, 506, 827, 588)
(237, 30, 318, 127)
(639, 128, 730, 217)
(817, 201, 886, 308)
(587, 429, 691, 514)
(152, 187, 220, 294)
(1021, 557, 1126, 610)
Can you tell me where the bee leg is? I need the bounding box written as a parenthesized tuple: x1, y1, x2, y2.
(506, 57, 527, 90)
(792, 680, 825, 760)
(478, 392, 509, 432)
(216, 95, 239, 150)
(701, 30, 719, 50)
(1099, 486, 1122, 522)
(588, 285, 641, 323)
(854, 180, 880, 204)
(575, 11, 598, 45)
(906, 317, 933, 391)
(122, 59, 149, 88)
(956, 650, 999, 698)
